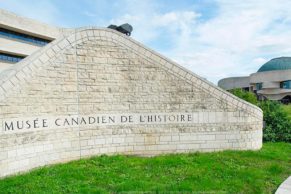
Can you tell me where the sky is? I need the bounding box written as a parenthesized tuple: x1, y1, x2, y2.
(1, 0, 291, 84)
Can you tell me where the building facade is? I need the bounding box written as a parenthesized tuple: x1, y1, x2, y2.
(0, 9, 67, 72)
(218, 57, 291, 103)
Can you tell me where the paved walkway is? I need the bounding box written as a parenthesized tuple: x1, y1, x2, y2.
(276, 176, 291, 194)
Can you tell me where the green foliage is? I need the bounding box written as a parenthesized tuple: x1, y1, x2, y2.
(259, 101, 291, 142)
(230, 89, 258, 105)
(0, 143, 290, 194)
(282, 104, 291, 120)
(230, 89, 291, 142)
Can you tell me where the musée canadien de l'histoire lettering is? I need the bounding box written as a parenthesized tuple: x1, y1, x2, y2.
(0, 9, 262, 177)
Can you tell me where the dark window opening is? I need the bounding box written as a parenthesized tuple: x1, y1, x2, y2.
(242, 87, 250, 92)
(0, 53, 25, 63)
(256, 83, 263, 90)
(280, 80, 291, 89)
(0, 27, 51, 46)
(280, 95, 291, 104)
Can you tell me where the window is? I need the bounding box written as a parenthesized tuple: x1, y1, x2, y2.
(242, 87, 250, 92)
(280, 80, 291, 89)
(256, 83, 263, 90)
(0, 53, 25, 63)
(0, 27, 51, 46)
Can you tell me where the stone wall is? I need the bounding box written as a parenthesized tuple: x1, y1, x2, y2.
(0, 28, 263, 177)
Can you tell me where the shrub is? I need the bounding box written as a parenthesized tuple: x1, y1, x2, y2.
(229, 89, 291, 142)
(259, 101, 291, 142)
(230, 89, 258, 105)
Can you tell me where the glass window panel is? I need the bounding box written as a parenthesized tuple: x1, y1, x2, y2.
(280, 80, 291, 89)
(0, 27, 51, 46)
(256, 83, 263, 90)
(0, 53, 25, 63)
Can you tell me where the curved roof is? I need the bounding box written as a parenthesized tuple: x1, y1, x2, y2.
(257, 57, 291, 72)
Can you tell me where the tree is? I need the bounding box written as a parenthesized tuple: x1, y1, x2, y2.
(230, 89, 258, 105)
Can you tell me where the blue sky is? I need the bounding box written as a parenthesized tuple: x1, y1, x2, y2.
(1, 0, 291, 84)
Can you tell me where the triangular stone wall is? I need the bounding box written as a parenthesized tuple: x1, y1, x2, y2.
(0, 28, 263, 177)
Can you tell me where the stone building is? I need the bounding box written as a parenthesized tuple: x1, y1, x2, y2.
(0, 9, 262, 177)
(218, 57, 291, 103)
(0, 9, 65, 72)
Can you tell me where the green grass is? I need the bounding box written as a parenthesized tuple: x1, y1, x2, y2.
(0, 143, 290, 194)
(282, 104, 291, 120)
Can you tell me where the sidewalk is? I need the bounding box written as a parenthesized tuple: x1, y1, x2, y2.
(276, 176, 291, 194)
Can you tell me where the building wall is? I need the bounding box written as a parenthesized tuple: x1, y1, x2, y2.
(250, 70, 291, 84)
(0, 36, 41, 56)
(250, 70, 291, 100)
(0, 61, 11, 72)
(218, 70, 291, 101)
(0, 9, 67, 72)
(218, 76, 250, 90)
(0, 28, 263, 177)
(0, 9, 61, 39)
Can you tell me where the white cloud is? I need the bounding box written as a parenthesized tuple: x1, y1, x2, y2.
(109, 10, 200, 46)
(252, 57, 268, 66)
(2, 0, 291, 84)
(158, 0, 291, 84)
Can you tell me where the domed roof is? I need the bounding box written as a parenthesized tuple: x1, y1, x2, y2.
(257, 57, 291, 72)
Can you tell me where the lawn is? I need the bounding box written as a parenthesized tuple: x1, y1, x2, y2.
(0, 143, 290, 194)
